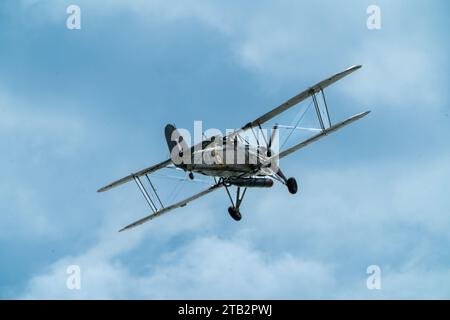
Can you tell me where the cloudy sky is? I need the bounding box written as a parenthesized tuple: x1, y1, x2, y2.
(0, 0, 449, 299)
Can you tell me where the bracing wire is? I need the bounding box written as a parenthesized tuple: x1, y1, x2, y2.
(281, 101, 312, 150)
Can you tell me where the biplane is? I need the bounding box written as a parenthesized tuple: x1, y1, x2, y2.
(98, 65, 370, 232)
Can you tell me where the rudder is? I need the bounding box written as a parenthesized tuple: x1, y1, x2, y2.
(165, 124, 189, 165)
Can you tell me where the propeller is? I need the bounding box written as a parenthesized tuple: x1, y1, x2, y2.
(267, 124, 278, 157)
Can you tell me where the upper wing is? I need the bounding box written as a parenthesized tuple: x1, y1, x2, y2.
(97, 158, 172, 192)
(237, 65, 362, 133)
(119, 183, 223, 232)
(274, 110, 370, 160)
(178, 66, 362, 153)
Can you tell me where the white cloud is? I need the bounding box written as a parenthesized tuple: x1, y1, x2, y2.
(20, 234, 335, 299)
(248, 153, 450, 255)
(54, 0, 448, 111)
(19, 152, 450, 299)
(0, 91, 87, 159)
(338, 267, 450, 299)
(139, 237, 336, 299)
(0, 184, 55, 237)
(11, 0, 450, 299)
(344, 39, 448, 110)
(0, 91, 91, 238)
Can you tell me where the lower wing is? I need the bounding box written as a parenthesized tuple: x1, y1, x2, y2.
(119, 183, 223, 232)
(274, 110, 370, 160)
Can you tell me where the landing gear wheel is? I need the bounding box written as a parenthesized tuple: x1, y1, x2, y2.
(228, 206, 242, 221)
(287, 177, 298, 194)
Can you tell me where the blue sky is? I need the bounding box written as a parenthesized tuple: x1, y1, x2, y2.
(0, 0, 449, 299)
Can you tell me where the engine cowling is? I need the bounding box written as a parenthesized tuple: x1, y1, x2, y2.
(229, 178, 274, 188)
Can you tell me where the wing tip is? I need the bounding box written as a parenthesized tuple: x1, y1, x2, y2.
(348, 64, 362, 72)
(355, 110, 371, 118)
(119, 223, 139, 233)
(118, 223, 135, 232)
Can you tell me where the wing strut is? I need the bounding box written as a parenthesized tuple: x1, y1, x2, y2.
(145, 174, 164, 209)
(321, 89, 332, 127)
(133, 175, 157, 213)
(312, 88, 334, 131)
(119, 183, 223, 232)
(235, 65, 362, 133)
(272, 110, 371, 160)
(132, 174, 165, 213)
(312, 92, 326, 130)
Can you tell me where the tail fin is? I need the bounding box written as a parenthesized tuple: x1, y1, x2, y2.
(165, 124, 189, 164)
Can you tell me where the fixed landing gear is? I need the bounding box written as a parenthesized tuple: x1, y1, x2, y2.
(220, 179, 247, 222)
(228, 206, 242, 221)
(276, 169, 299, 195)
(287, 177, 298, 194)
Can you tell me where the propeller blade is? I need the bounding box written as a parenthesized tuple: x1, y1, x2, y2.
(267, 123, 278, 150)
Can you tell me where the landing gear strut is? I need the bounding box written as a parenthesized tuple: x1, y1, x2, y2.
(221, 179, 247, 222)
(276, 169, 299, 195)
